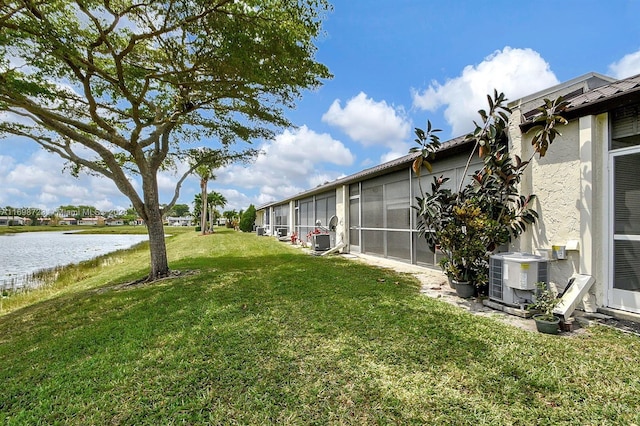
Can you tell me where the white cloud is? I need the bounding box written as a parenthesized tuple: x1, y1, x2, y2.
(42, 183, 90, 200)
(38, 192, 59, 205)
(308, 173, 342, 189)
(322, 92, 411, 147)
(218, 126, 354, 207)
(6, 152, 67, 188)
(0, 155, 15, 178)
(260, 125, 354, 170)
(379, 142, 412, 164)
(609, 48, 640, 79)
(412, 47, 559, 136)
(2, 150, 133, 210)
(215, 189, 251, 212)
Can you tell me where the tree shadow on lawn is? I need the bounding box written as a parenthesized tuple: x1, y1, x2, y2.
(1, 250, 497, 364)
(2, 251, 539, 423)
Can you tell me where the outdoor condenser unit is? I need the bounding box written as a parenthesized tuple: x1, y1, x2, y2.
(256, 226, 264, 236)
(489, 252, 548, 307)
(312, 234, 331, 251)
(277, 228, 288, 237)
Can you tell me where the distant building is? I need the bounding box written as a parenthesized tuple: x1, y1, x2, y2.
(166, 216, 194, 226)
(129, 218, 145, 226)
(78, 217, 105, 226)
(0, 216, 27, 226)
(59, 218, 78, 226)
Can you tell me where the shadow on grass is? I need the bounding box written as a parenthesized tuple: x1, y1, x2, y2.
(6, 248, 576, 424)
(4, 231, 639, 423)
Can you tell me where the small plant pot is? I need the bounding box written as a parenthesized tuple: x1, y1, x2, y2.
(453, 280, 475, 298)
(533, 314, 560, 335)
(447, 276, 456, 289)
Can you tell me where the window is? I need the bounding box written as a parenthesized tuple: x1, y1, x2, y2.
(274, 204, 288, 226)
(612, 105, 640, 150)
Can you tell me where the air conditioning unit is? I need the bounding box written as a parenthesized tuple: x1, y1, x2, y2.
(489, 252, 548, 307)
(313, 234, 331, 251)
(277, 228, 288, 237)
(256, 227, 264, 236)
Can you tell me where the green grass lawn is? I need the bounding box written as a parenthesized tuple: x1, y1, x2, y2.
(1, 228, 639, 425)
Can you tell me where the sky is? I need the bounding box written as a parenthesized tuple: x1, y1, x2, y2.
(2, 0, 640, 217)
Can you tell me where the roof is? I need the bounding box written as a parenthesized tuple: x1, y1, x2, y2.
(565, 73, 640, 114)
(510, 72, 615, 112)
(520, 73, 640, 130)
(257, 134, 469, 210)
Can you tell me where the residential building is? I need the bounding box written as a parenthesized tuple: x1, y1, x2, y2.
(59, 217, 78, 226)
(78, 217, 105, 226)
(0, 216, 27, 226)
(166, 216, 194, 226)
(258, 72, 640, 319)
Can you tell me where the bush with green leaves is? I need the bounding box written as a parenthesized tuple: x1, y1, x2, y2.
(412, 91, 568, 287)
(239, 204, 257, 233)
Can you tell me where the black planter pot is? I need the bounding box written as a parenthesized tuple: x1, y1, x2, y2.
(475, 282, 488, 297)
(453, 280, 475, 298)
(533, 314, 560, 335)
(447, 276, 456, 289)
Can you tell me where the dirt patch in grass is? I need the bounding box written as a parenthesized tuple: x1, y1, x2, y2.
(590, 317, 640, 336)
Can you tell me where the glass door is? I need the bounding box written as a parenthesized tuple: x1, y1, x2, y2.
(349, 196, 360, 252)
(349, 183, 361, 253)
(609, 148, 640, 313)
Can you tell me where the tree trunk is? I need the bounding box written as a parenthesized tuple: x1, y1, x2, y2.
(141, 175, 169, 281)
(200, 180, 207, 235)
(209, 203, 214, 232)
(146, 207, 169, 280)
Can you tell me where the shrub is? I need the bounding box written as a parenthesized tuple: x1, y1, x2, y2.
(413, 92, 568, 288)
(239, 204, 256, 232)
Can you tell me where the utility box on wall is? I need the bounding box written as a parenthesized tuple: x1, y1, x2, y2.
(489, 252, 549, 307)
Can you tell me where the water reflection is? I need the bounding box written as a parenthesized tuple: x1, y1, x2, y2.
(0, 231, 148, 291)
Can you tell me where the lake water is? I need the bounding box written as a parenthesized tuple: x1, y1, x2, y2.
(0, 231, 148, 291)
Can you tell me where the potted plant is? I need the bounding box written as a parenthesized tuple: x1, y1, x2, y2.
(412, 92, 568, 300)
(434, 200, 496, 297)
(528, 282, 561, 334)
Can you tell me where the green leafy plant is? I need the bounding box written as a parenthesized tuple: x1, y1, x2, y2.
(413, 91, 568, 289)
(239, 204, 257, 232)
(435, 199, 504, 285)
(528, 281, 561, 321)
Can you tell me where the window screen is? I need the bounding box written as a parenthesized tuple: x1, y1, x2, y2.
(612, 104, 640, 150)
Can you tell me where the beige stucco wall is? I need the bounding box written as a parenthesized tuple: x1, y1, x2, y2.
(255, 209, 265, 227)
(289, 201, 296, 236)
(509, 110, 608, 308)
(592, 113, 608, 308)
(531, 120, 583, 293)
(335, 185, 347, 252)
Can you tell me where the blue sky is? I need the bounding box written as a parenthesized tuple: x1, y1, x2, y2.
(2, 0, 640, 216)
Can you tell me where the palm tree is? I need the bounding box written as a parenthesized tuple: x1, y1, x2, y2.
(195, 165, 215, 235)
(208, 192, 227, 232)
(223, 210, 239, 228)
